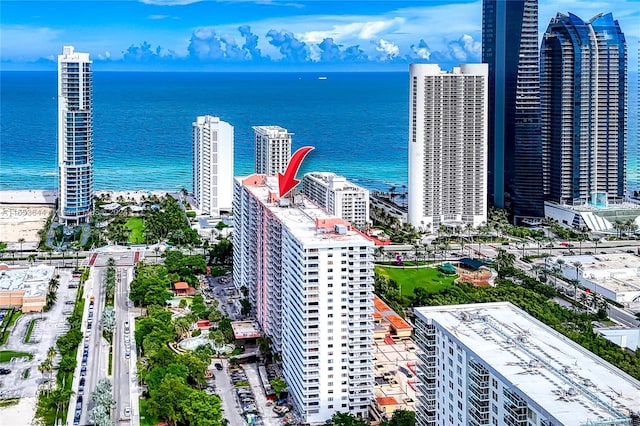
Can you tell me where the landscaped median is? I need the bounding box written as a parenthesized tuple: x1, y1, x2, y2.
(0, 350, 34, 363)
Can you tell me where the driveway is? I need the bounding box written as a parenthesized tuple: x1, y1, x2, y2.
(210, 358, 245, 426)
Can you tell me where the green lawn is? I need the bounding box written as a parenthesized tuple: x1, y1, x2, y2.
(138, 398, 162, 426)
(24, 319, 39, 343)
(126, 217, 145, 244)
(0, 350, 34, 363)
(375, 265, 457, 297)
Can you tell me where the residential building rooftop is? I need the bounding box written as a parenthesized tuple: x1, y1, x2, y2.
(237, 175, 372, 246)
(415, 302, 640, 423)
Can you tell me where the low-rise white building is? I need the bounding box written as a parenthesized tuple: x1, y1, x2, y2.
(547, 254, 640, 305)
(302, 172, 370, 228)
(544, 201, 640, 234)
(414, 302, 640, 426)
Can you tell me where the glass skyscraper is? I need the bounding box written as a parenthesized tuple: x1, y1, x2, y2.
(540, 13, 627, 206)
(57, 46, 93, 225)
(482, 0, 544, 220)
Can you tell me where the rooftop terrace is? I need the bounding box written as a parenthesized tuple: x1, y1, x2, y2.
(238, 175, 372, 247)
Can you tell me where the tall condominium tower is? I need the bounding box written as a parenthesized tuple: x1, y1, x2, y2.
(541, 13, 627, 206)
(482, 0, 544, 219)
(414, 302, 640, 426)
(253, 125, 292, 175)
(302, 172, 370, 229)
(192, 116, 234, 216)
(57, 46, 93, 225)
(233, 174, 374, 423)
(408, 64, 488, 232)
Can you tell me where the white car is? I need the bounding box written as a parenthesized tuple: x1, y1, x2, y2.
(124, 407, 131, 417)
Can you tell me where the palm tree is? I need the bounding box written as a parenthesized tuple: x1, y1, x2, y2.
(578, 292, 589, 312)
(47, 346, 57, 361)
(27, 254, 36, 265)
(495, 248, 515, 277)
(18, 238, 25, 257)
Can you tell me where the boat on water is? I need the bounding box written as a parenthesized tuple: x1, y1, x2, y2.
(318, 76, 327, 80)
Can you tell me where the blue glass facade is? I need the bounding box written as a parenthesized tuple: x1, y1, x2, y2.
(58, 47, 93, 225)
(541, 13, 627, 206)
(482, 0, 544, 220)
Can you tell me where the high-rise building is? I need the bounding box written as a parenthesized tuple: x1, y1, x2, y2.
(541, 13, 627, 206)
(408, 64, 488, 232)
(302, 172, 370, 228)
(57, 46, 93, 225)
(192, 116, 234, 216)
(233, 174, 374, 423)
(414, 302, 640, 426)
(253, 126, 292, 175)
(482, 0, 544, 219)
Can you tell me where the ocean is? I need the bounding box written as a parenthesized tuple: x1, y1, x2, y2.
(0, 71, 638, 193)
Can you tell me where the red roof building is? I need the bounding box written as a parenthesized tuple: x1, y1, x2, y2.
(173, 281, 189, 296)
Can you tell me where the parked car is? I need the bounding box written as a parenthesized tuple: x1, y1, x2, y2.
(0, 368, 11, 375)
(214, 363, 223, 371)
(81, 366, 87, 376)
(124, 407, 131, 417)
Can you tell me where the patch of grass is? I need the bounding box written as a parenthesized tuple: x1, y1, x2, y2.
(138, 398, 162, 426)
(0, 350, 34, 363)
(375, 265, 457, 297)
(7, 311, 22, 328)
(108, 346, 113, 375)
(126, 217, 145, 244)
(0, 398, 19, 408)
(24, 319, 39, 343)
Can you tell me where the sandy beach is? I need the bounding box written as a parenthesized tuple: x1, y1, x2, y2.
(0, 397, 37, 426)
(0, 206, 53, 245)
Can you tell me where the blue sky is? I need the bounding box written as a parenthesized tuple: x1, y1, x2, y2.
(1, 0, 639, 71)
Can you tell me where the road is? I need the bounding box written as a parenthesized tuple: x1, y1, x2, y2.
(67, 266, 109, 426)
(474, 240, 640, 328)
(113, 265, 137, 425)
(211, 358, 246, 426)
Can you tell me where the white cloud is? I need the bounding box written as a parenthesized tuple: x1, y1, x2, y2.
(374, 38, 399, 60)
(300, 17, 405, 44)
(147, 14, 179, 20)
(0, 25, 61, 60)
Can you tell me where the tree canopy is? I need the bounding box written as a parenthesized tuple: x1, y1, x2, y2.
(130, 263, 173, 307)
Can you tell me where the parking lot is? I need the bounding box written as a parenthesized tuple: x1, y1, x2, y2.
(204, 275, 242, 320)
(0, 268, 79, 399)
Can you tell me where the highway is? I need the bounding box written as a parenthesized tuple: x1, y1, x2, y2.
(66, 266, 109, 425)
(113, 266, 135, 424)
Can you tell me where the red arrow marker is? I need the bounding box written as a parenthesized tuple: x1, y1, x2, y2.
(278, 146, 315, 198)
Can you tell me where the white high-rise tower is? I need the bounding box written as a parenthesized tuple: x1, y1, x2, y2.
(57, 46, 93, 225)
(253, 125, 292, 175)
(408, 64, 488, 232)
(192, 116, 234, 216)
(233, 174, 374, 423)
